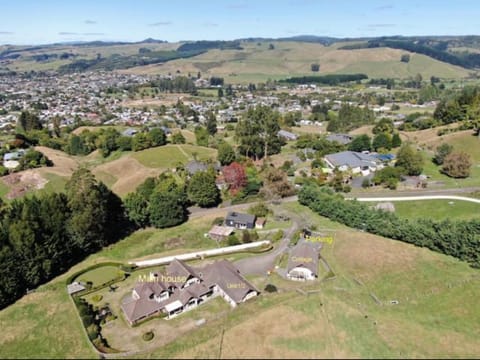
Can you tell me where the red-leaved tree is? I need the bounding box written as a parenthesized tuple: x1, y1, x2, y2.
(223, 162, 247, 195)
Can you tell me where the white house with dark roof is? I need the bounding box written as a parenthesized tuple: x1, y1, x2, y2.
(286, 241, 320, 281)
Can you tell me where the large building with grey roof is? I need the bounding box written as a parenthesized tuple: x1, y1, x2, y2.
(121, 258, 258, 325)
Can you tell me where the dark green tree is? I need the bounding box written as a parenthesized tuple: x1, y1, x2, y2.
(395, 143, 424, 176)
(391, 133, 402, 148)
(217, 142, 236, 165)
(433, 143, 454, 165)
(235, 105, 283, 159)
(187, 170, 221, 208)
(348, 134, 371, 152)
(372, 133, 392, 151)
(205, 111, 217, 136)
(171, 131, 186, 144)
(147, 128, 167, 147)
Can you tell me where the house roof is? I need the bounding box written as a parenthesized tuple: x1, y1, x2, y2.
(326, 134, 353, 145)
(324, 151, 379, 169)
(201, 260, 258, 303)
(185, 161, 209, 175)
(278, 129, 298, 140)
(287, 241, 319, 276)
(225, 212, 256, 225)
(122, 295, 166, 323)
(67, 281, 86, 295)
(166, 258, 199, 282)
(208, 225, 234, 237)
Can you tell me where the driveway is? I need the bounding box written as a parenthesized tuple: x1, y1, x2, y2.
(234, 216, 300, 276)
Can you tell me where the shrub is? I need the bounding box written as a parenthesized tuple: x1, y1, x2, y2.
(227, 234, 240, 246)
(272, 230, 284, 242)
(264, 284, 278, 293)
(143, 331, 154, 341)
(92, 294, 103, 303)
(248, 202, 271, 217)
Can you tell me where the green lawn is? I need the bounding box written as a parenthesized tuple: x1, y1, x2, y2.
(76, 266, 123, 288)
(390, 199, 480, 221)
(0, 179, 9, 200)
(132, 144, 217, 169)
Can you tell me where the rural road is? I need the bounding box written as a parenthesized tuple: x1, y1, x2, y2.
(349, 194, 480, 204)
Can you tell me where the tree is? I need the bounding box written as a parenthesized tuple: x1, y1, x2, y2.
(372, 133, 392, 151)
(268, 43, 275, 50)
(187, 170, 221, 207)
(194, 126, 209, 147)
(124, 192, 150, 227)
(260, 167, 295, 199)
(217, 88, 224, 98)
(132, 132, 151, 152)
(223, 162, 247, 194)
(372, 118, 394, 134)
(65, 168, 108, 252)
(395, 143, 424, 176)
(441, 151, 472, 178)
(17, 111, 42, 132)
(147, 128, 166, 147)
(401, 54, 410, 63)
(116, 136, 132, 151)
(171, 131, 186, 144)
(205, 111, 217, 136)
(235, 105, 283, 159)
(311, 63, 320, 72)
(148, 190, 188, 228)
(433, 143, 454, 165)
(348, 134, 371, 152)
(217, 142, 236, 166)
(391, 133, 402, 148)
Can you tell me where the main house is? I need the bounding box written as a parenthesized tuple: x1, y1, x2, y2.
(121, 258, 258, 325)
(324, 150, 384, 176)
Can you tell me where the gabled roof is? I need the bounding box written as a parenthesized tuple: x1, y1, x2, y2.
(287, 241, 319, 276)
(225, 211, 256, 225)
(185, 161, 209, 175)
(324, 151, 379, 169)
(326, 133, 353, 145)
(201, 260, 258, 303)
(166, 258, 199, 282)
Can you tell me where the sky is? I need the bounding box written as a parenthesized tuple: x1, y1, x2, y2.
(1, 0, 480, 45)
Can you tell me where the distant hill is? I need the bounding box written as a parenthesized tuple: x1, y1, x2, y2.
(1, 35, 479, 80)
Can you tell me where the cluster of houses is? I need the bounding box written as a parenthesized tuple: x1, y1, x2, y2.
(2, 149, 25, 169)
(121, 258, 258, 325)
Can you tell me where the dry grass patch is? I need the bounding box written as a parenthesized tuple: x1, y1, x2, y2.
(92, 156, 161, 196)
(35, 146, 79, 176)
(331, 230, 419, 282)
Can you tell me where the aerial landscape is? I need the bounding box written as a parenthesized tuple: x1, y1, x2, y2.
(1, 0, 480, 359)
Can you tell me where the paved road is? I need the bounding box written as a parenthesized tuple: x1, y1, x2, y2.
(350, 194, 480, 204)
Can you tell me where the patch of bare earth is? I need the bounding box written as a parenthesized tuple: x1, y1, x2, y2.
(92, 156, 161, 196)
(3, 170, 48, 199)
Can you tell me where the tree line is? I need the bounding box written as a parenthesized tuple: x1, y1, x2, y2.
(281, 73, 368, 85)
(298, 185, 480, 268)
(0, 168, 132, 310)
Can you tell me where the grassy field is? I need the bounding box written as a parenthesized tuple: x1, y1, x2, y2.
(122, 41, 469, 83)
(376, 199, 480, 221)
(0, 179, 9, 199)
(132, 144, 217, 168)
(0, 201, 479, 358)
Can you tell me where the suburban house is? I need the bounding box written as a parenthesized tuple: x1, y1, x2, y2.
(326, 133, 353, 145)
(122, 128, 138, 137)
(278, 129, 298, 141)
(286, 240, 320, 281)
(121, 258, 258, 325)
(324, 151, 384, 176)
(225, 212, 256, 229)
